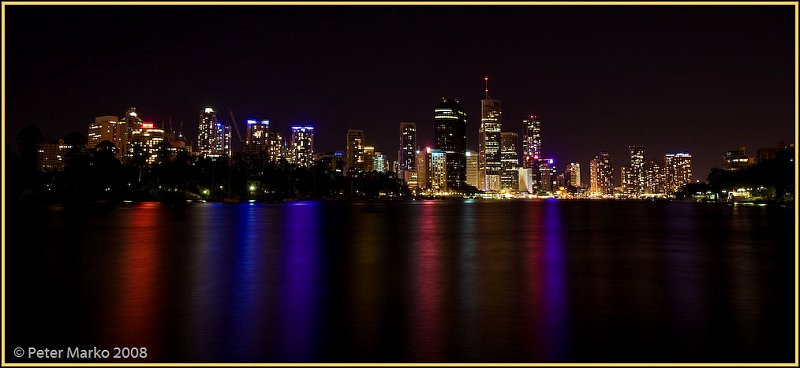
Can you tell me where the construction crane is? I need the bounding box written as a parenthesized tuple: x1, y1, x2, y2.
(228, 108, 245, 144)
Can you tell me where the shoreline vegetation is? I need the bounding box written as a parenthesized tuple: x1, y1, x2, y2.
(7, 126, 795, 208)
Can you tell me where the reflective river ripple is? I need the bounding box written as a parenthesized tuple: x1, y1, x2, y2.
(6, 200, 795, 362)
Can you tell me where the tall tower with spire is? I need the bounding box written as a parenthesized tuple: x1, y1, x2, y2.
(479, 76, 502, 191)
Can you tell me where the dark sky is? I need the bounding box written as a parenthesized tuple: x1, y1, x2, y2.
(5, 5, 795, 180)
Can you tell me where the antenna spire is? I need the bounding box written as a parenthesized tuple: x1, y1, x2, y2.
(484, 76, 489, 99)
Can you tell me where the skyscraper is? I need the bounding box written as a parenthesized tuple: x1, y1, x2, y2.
(429, 148, 447, 192)
(290, 125, 314, 167)
(88, 115, 126, 160)
(245, 119, 269, 157)
(522, 114, 542, 169)
(196, 107, 231, 157)
(644, 159, 667, 195)
(590, 151, 614, 195)
(345, 129, 366, 173)
(398, 122, 417, 172)
(537, 159, 555, 193)
(628, 145, 645, 197)
(500, 131, 519, 190)
(434, 98, 467, 189)
(567, 162, 581, 188)
(479, 77, 502, 191)
(267, 132, 285, 163)
(465, 149, 479, 189)
(665, 152, 693, 194)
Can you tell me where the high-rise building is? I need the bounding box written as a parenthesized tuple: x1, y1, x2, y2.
(518, 168, 533, 193)
(522, 114, 542, 169)
(590, 152, 614, 195)
(245, 119, 269, 157)
(537, 159, 556, 193)
(128, 121, 166, 165)
(196, 107, 231, 157)
(290, 125, 314, 167)
(500, 132, 519, 190)
(479, 77, 502, 191)
(374, 152, 387, 173)
(644, 159, 667, 195)
(434, 98, 467, 188)
(345, 129, 366, 173)
(398, 122, 417, 172)
(88, 116, 119, 148)
(566, 162, 581, 188)
(627, 145, 645, 196)
(429, 148, 447, 192)
(268, 132, 285, 163)
(416, 149, 429, 190)
(465, 149, 479, 189)
(665, 152, 693, 194)
(723, 147, 751, 171)
(364, 145, 376, 172)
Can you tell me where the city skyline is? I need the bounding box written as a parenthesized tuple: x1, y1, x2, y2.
(4, 5, 794, 181)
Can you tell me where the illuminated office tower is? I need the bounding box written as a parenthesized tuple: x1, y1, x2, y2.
(128, 121, 165, 165)
(118, 107, 143, 161)
(522, 114, 542, 169)
(537, 159, 555, 193)
(374, 152, 387, 173)
(88, 116, 120, 149)
(398, 122, 417, 171)
(244, 119, 269, 156)
(346, 129, 366, 173)
(644, 159, 667, 195)
(566, 162, 581, 188)
(429, 148, 447, 192)
(364, 145, 376, 172)
(590, 151, 614, 195)
(518, 168, 533, 193)
(267, 132, 285, 162)
(479, 77, 502, 191)
(722, 147, 751, 171)
(291, 125, 314, 167)
(665, 152, 693, 194)
(416, 149, 429, 190)
(465, 149, 479, 188)
(500, 132, 519, 190)
(196, 107, 231, 157)
(627, 145, 645, 196)
(621, 165, 631, 194)
(434, 98, 467, 188)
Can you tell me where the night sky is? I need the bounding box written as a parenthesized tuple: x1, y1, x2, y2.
(5, 5, 795, 180)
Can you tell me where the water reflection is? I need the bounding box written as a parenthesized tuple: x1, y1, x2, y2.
(279, 201, 322, 361)
(6, 200, 794, 363)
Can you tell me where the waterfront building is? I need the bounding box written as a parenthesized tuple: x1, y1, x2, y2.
(644, 159, 667, 195)
(127, 121, 166, 165)
(665, 152, 693, 194)
(500, 131, 519, 191)
(590, 151, 614, 195)
(537, 159, 556, 193)
(429, 148, 447, 192)
(479, 77, 502, 191)
(346, 129, 366, 173)
(522, 114, 542, 169)
(567, 162, 581, 188)
(723, 147, 752, 171)
(434, 98, 467, 188)
(627, 145, 645, 196)
(268, 132, 285, 162)
(374, 152, 387, 173)
(290, 125, 314, 167)
(87, 116, 120, 148)
(196, 107, 231, 158)
(518, 168, 533, 193)
(244, 119, 269, 157)
(416, 149, 429, 190)
(465, 149, 479, 189)
(364, 145, 376, 172)
(398, 122, 417, 181)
